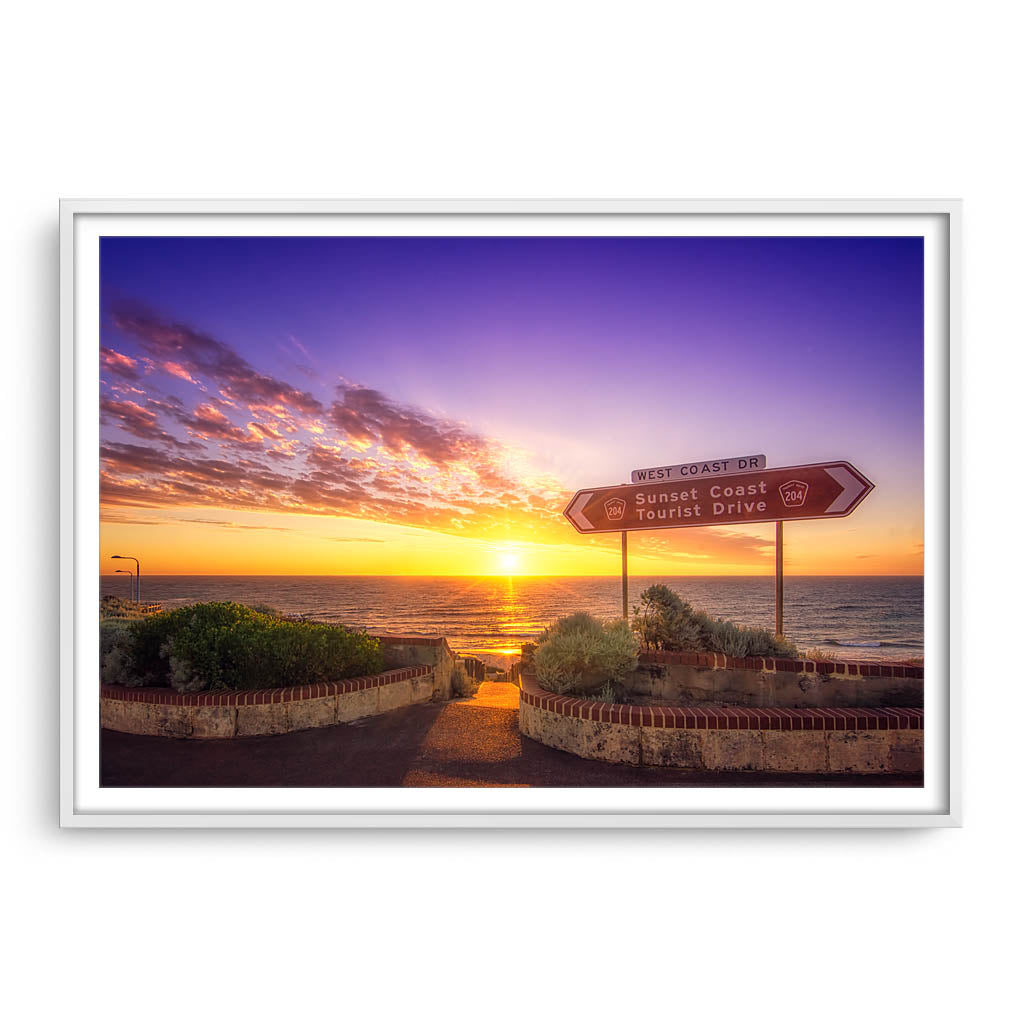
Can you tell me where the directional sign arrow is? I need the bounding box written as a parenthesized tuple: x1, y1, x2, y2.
(824, 464, 868, 514)
(562, 460, 874, 534)
(565, 490, 595, 531)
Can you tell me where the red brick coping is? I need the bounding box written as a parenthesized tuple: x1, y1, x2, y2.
(519, 676, 922, 731)
(376, 635, 449, 647)
(639, 650, 923, 678)
(100, 666, 431, 707)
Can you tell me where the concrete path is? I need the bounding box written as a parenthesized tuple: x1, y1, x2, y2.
(101, 681, 922, 788)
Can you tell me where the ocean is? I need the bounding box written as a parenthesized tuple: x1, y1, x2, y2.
(99, 575, 924, 667)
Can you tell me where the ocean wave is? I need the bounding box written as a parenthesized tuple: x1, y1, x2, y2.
(820, 638, 922, 649)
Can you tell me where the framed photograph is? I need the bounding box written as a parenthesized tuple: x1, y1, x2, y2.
(60, 199, 959, 827)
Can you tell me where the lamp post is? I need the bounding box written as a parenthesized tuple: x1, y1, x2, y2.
(111, 555, 140, 602)
(114, 568, 134, 599)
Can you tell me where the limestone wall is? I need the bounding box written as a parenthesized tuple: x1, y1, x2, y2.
(101, 666, 436, 739)
(519, 675, 923, 773)
(377, 636, 456, 700)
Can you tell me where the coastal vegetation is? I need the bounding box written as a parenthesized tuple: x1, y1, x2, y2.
(451, 664, 480, 698)
(100, 601, 382, 693)
(99, 595, 163, 621)
(632, 584, 798, 658)
(533, 612, 639, 697)
(530, 584, 802, 699)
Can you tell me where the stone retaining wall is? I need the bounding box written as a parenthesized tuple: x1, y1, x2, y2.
(377, 636, 456, 700)
(518, 675, 923, 773)
(100, 635, 456, 739)
(629, 650, 923, 707)
(101, 666, 436, 739)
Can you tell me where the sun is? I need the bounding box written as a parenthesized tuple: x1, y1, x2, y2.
(499, 552, 520, 572)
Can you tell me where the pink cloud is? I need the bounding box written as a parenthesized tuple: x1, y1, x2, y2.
(100, 347, 140, 380)
(112, 305, 323, 416)
(161, 361, 197, 383)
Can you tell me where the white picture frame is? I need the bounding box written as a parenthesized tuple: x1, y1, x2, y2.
(60, 198, 960, 828)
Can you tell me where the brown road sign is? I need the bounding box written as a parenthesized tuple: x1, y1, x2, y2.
(563, 461, 874, 534)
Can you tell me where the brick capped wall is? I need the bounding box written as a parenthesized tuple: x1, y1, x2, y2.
(518, 675, 923, 773)
(101, 665, 436, 739)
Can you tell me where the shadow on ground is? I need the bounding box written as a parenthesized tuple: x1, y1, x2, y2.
(101, 681, 924, 789)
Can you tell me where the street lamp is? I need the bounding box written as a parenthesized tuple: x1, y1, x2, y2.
(111, 555, 140, 602)
(114, 568, 134, 599)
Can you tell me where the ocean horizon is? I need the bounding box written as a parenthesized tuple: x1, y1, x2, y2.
(99, 574, 924, 667)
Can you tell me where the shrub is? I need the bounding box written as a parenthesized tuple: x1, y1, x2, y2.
(631, 584, 702, 650)
(451, 664, 480, 698)
(97, 602, 384, 693)
(247, 603, 283, 618)
(100, 595, 162, 621)
(802, 647, 830, 662)
(100, 620, 137, 686)
(534, 612, 639, 696)
(632, 584, 798, 658)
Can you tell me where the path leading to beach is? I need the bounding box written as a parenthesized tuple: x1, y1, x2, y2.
(101, 680, 921, 788)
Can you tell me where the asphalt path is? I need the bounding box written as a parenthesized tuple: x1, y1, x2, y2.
(101, 681, 923, 788)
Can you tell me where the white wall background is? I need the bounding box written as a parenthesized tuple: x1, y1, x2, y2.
(3, 2, 1020, 1021)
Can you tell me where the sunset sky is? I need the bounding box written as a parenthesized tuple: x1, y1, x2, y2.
(99, 235, 923, 576)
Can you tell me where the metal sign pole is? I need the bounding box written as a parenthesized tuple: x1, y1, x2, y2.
(775, 520, 784, 637)
(621, 531, 628, 620)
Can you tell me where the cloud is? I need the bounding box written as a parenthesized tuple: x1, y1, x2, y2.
(331, 385, 478, 464)
(99, 511, 159, 526)
(177, 518, 296, 532)
(100, 347, 141, 380)
(180, 402, 263, 446)
(99, 306, 777, 567)
(246, 420, 284, 442)
(112, 304, 324, 416)
(160, 361, 198, 383)
(101, 396, 202, 450)
(287, 334, 312, 361)
(634, 529, 773, 564)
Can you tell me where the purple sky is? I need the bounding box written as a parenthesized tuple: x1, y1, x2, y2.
(99, 235, 923, 573)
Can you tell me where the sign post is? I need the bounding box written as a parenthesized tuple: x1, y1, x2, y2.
(776, 520, 784, 637)
(621, 532, 628, 620)
(564, 460, 874, 638)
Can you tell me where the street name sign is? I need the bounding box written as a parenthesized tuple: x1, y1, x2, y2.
(631, 454, 767, 483)
(564, 461, 874, 534)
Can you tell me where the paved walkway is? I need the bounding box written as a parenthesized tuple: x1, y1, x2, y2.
(101, 681, 922, 788)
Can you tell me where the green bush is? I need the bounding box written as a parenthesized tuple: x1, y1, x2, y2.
(100, 619, 137, 686)
(590, 681, 626, 703)
(534, 612, 639, 696)
(98, 602, 383, 693)
(632, 584, 798, 658)
(631, 583, 702, 650)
